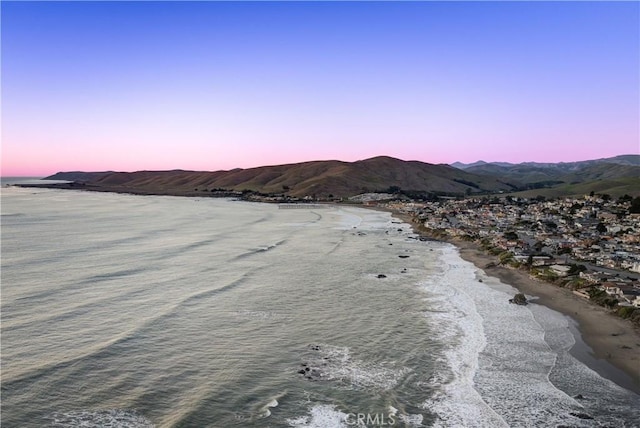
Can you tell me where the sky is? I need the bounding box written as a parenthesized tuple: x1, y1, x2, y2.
(2, 1, 639, 176)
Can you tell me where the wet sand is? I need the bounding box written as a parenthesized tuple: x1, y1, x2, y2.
(390, 211, 640, 394)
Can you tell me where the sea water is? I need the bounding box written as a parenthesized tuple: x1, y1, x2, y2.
(1, 187, 639, 427)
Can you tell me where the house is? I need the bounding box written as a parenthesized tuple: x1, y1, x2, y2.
(602, 282, 622, 296)
(550, 264, 571, 277)
(619, 285, 640, 306)
(532, 256, 554, 266)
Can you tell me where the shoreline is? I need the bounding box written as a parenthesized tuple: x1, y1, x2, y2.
(7, 186, 640, 393)
(388, 210, 640, 395)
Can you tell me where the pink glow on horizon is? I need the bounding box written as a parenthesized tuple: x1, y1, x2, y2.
(3, 109, 639, 176)
(3, 134, 638, 177)
(3, 2, 638, 177)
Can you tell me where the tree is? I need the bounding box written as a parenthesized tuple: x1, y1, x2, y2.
(596, 222, 607, 233)
(503, 231, 518, 241)
(630, 197, 640, 214)
(567, 264, 587, 275)
(526, 254, 534, 268)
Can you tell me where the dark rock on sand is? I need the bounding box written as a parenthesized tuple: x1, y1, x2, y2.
(509, 293, 528, 305)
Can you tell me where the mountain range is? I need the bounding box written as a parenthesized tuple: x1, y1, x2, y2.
(45, 154, 640, 199)
(450, 154, 640, 170)
(451, 155, 640, 198)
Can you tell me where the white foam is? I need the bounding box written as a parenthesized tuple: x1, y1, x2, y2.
(423, 244, 636, 427)
(287, 404, 350, 428)
(303, 344, 411, 390)
(455, 257, 588, 427)
(420, 246, 509, 427)
(259, 399, 280, 418)
(530, 304, 640, 426)
(398, 413, 424, 427)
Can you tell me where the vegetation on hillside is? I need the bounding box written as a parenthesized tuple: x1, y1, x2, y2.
(45, 155, 640, 200)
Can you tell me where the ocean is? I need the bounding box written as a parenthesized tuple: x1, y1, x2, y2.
(1, 186, 639, 427)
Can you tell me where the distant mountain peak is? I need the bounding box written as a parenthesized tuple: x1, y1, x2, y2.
(451, 160, 488, 169)
(358, 155, 405, 162)
(451, 155, 640, 170)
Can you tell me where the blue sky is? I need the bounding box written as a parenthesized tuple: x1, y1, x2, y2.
(2, 1, 639, 175)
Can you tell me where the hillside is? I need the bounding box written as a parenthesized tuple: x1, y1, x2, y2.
(453, 154, 640, 170)
(45, 171, 114, 182)
(506, 177, 640, 199)
(454, 155, 640, 197)
(43, 155, 640, 199)
(45, 156, 515, 198)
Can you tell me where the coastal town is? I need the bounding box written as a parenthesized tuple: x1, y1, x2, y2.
(380, 193, 640, 324)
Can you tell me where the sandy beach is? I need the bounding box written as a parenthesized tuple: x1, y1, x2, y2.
(390, 211, 640, 394)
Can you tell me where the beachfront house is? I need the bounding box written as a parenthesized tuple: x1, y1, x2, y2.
(549, 264, 571, 277)
(619, 286, 640, 306)
(602, 283, 622, 297)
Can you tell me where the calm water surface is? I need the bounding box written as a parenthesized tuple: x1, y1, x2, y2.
(2, 187, 639, 427)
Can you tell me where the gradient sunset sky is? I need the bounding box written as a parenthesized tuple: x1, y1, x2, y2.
(2, 1, 639, 176)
